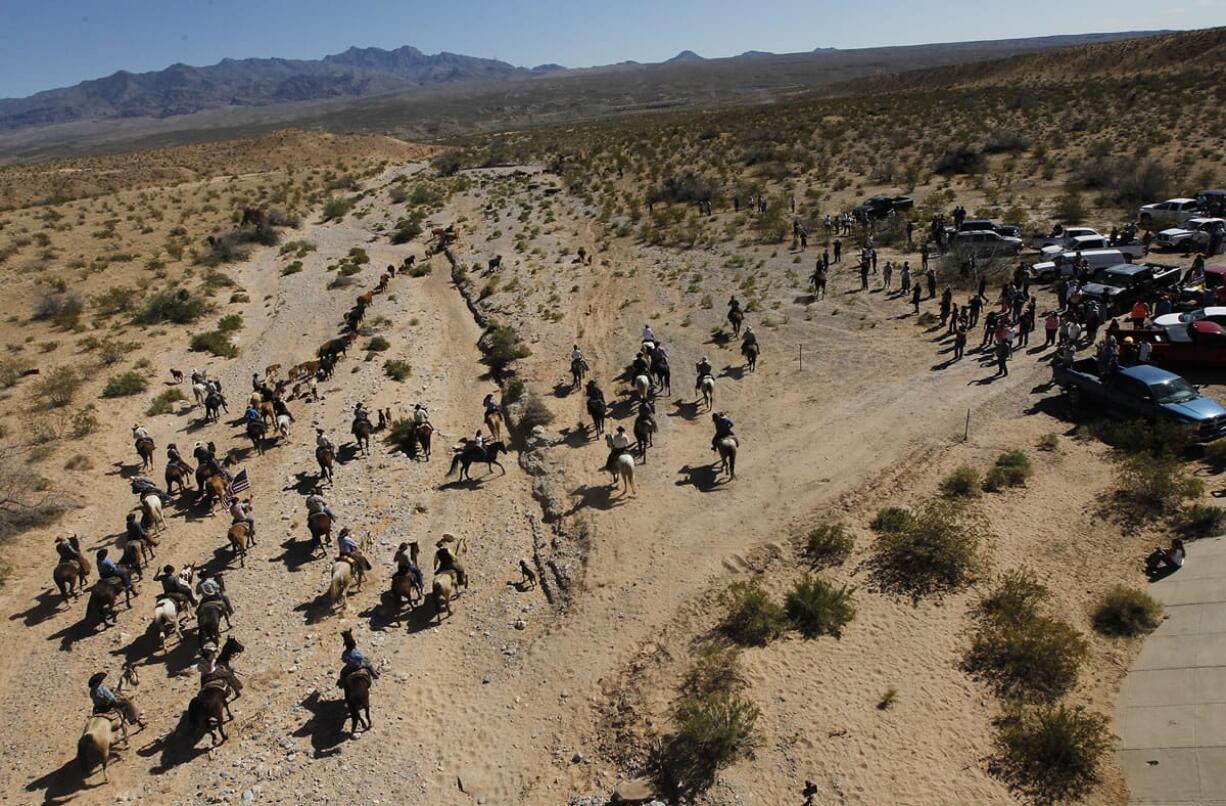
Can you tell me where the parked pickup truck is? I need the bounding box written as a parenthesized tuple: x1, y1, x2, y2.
(1145, 321, 1226, 369)
(1052, 358, 1226, 441)
(1026, 248, 1128, 283)
(853, 195, 913, 220)
(957, 219, 1022, 238)
(1031, 226, 1100, 251)
(1039, 234, 1146, 260)
(1155, 217, 1226, 252)
(1079, 263, 1183, 314)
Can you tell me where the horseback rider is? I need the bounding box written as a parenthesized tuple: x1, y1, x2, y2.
(198, 572, 234, 616)
(243, 404, 262, 426)
(482, 393, 500, 422)
(97, 548, 133, 593)
(132, 424, 150, 443)
(696, 356, 713, 383)
(711, 412, 736, 452)
(55, 535, 83, 568)
(433, 535, 467, 586)
(742, 327, 758, 350)
(651, 341, 668, 362)
(631, 352, 649, 379)
(272, 395, 294, 422)
(126, 512, 147, 544)
(315, 428, 337, 455)
(585, 380, 605, 404)
(337, 629, 379, 687)
(251, 373, 263, 393)
(306, 487, 337, 522)
(155, 564, 197, 608)
(571, 344, 585, 365)
(228, 497, 255, 540)
(607, 425, 633, 471)
(392, 542, 424, 591)
(88, 672, 143, 727)
(472, 430, 486, 453)
(166, 442, 190, 472)
(641, 324, 656, 345)
(196, 645, 239, 695)
(728, 296, 742, 315)
(192, 441, 213, 466)
(353, 402, 371, 425)
(413, 403, 431, 428)
(338, 528, 359, 559)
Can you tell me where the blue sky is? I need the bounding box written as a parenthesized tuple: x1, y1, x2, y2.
(2, 0, 1223, 99)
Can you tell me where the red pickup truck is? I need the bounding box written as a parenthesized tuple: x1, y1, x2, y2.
(1147, 320, 1226, 368)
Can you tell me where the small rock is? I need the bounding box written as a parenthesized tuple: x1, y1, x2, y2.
(241, 790, 256, 803)
(571, 751, 583, 764)
(514, 619, 526, 630)
(612, 777, 656, 803)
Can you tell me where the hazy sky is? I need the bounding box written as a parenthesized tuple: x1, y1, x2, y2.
(3, 0, 1223, 99)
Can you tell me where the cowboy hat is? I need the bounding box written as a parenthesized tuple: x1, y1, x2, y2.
(88, 672, 107, 687)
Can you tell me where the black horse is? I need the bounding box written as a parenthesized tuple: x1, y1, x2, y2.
(446, 441, 509, 482)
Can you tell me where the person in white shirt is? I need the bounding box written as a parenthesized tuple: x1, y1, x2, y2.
(606, 426, 632, 471)
(133, 425, 151, 442)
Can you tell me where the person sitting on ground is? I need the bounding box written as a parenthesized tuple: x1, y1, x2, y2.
(306, 487, 337, 522)
(1146, 538, 1186, 576)
(337, 629, 378, 687)
(711, 412, 735, 452)
(155, 564, 196, 608)
(607, 426, 632, 471)
(198, 572, 234, 615)
(97, 548, 132, 592)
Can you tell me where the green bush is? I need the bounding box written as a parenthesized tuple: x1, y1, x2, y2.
(281, 261, 304, 276)
(870, 500, 983, 598)
(518, 394, 554, 431)
(1118, 454, 1204, 517)
(1093, 586, 1162, 637)
(503, 378, 525, 404)
(994, 705, 1113, 802)
(407, 261, 432, 277)
(101, 371, 148, 398)
(383, 360, 411, 381)
(1180, 503, 1225, 537)
(91, 285, 141, 317)
(135, 288, 209, 325)
(805, 523, 854, 568)
(966, 615, 1088, 702)
(1205, 438, 1226, 469)
(366, 336, 390, 352)
(484, 324, 531, 372)
(1036, 433, 1060, 452)
(977, 570, 1049, 626)
(785, 575, 855, 638)
(217, 314, 244, 333)
(36, 366, 82, 408)
(983, 451, 1032, 492)
(665, 691, 758, 798)
(1093, 419, 1190, 458)
(941, 465, 981, 498)
(321, 196, 355, 221)
(34, 292, 84, 329)
(720, 581, 786, 646)
(870, 506, 913, 534)
(146, 387, 187, 415)
(190, 330, 238, 358)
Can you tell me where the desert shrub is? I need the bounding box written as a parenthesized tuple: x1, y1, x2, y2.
(135, 288, 209, 325)
(391, 214, 424, 244)
(1118, 454, 1204, 517)
(1181, 502, 1226, 536)
(870, 506, 913, 534)
(503, 378, 525, 404)
(983, 131, 1031, 154)
(993, 705, 1113, 802)
(96, 337, 135, 366)
(804, 523, 854, 568)
(1205, 438, 1226, 469)
(366, 336, 390, 352)
(63, 454, 92, 471)
(190, 330, 238, 358)
(934, 145, 985, 175)
(720, 580, 786, 646)
(483, 324, 531, 372)
(0, 449, 70, 541)
(36, 366, 82, 408)
(407, 261, 432, 277)
(217, 314, 243, 333)
(0, 357, 30, 389)
(70, 405, 99, 437)
(518, 394, 554, 431)
(1036, 433, 1060, 452)
(146, 387, 186, 415)
(941, 465, 981, 498)
(1093, 418, 1190, 458)
(978, 570, 1049, 626)
(870, 499, 984, 598)
(432, 152, 463, 177)
(33, 292, 83, 329)
(101, 371, 148, 398)
(785, 576, 855, 639)
(1092, 586, 1162, 637)
(966, 615, 1088, 701)
(281, 261, 304, 276)
(983, 451, 1033, 492)
(1054, 192, 1086, 223)
(383, 360, 411, 381)
(647, 172, 721, 207)
(91, 285, 140, 316)
(321, 196, 354, 221)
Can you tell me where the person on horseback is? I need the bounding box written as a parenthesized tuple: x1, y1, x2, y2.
(638, 398, 655, 418)
(155, 564, 196, 608)
(696, 356, 713, 382)
(315, 428, 337, 455)
(641, 325, 656, 345)
(652, 341, 668, 361)
(167, 442, 190, 472)
(472, 430, 486, 453)
(434, 535, 468, 586)
(193, 441, 212, 466)
(96, 548, 133, 593)
(631, 352, 649, 379)
(306, 487, 337, 522)
(88, 672, 143, 727)
(607, 426, 632, 471)
(742, 326, 758, 350)
(251, 373, 263, 392)
(198, 573, 234, 616)
(571, 344, 584, 364)
(483, 393, 500, 422)
(337, 629, 378, 687)
(354, 403, 371, 425)
(392, 542, 424, 591)
(126, 512, 146, 544)
(338, 528, 359, 559)
(132, 424, 150, 443)
(728, 296, 741, 316)
(243, 404, 261, 425)
(55, 535, 82, 566)
(413, 403, 431, 428)
(228, 497, 255, 540)
(585, 380, 605, 404)
(272, 395, 294, 423)
(711, 412, 735, 452)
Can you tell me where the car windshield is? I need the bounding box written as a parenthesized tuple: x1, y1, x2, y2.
(1151, 378, 1199, 404)
(1096, 273, 1134, 288)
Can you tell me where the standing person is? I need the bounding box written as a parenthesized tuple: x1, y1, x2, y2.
(822, 248, 829, 270)
(1130, 299, 1150, 329)
(907, 221, 915, 248)
(953, 324, 968, 361)
(994, 338, 1010, 377)
(1044, 311, 1060, 347)
(926, 268, 937, 299)
(900, 263, 912, 293)
(833, 239, 842, 263)
(911, 283, 922, 315)
(968, 295, 982, 329)
(882, 261, 894, 290)
(920, 240, 930, 271)
(1018, 305, 1034, 349)
(939, 288, 952, 326)
(859, 260, 869, 291)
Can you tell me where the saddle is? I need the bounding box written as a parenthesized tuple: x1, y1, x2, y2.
(198, 599, 226, 617)
(201, 677, 230, 693)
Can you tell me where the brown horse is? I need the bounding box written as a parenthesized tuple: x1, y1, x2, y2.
(388, 570, 424, 619)
(742, 340, 759, 372)
(484, 409, 503, 443)
(53, 538, 92, 604)
(403, 422, 433, 461)
(227, 522, 254, 567)
(187, 683, 231, 747)
(165, 462, 194, 494)
(86, 578, 127, 627)
(119, 542, 147, 583)
(200, 474, 228, 513)
(258, 400, 276, 425)
(352, 418, 372, 457)
(135, 437, 155, 472)
(78, 715, 127, 783)
(316, 446, 334, 484)
(341, 669, 372, 735)
(728, 308, 745, 337)
(196, 600, 228, 648)
(308, 511, 333, 553)
(432, 571, 459, 623)
(246, 420, 268, 456)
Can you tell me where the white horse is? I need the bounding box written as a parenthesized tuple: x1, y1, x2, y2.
(717, 437, 738, 479)
(329, 561, 355, 611)
(151, 596, 182, 654)
(192, 382, 208, 406)
(276, 414, 292, 442)
(633, 374, 652, 401)
(78, 715, 127, 783)
(605, 434, 636, 495)
(697, 374, 715, 409)
(141, 494, 166, 533)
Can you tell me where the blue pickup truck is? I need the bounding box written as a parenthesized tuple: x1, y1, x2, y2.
(1052, 358, 1226, 441)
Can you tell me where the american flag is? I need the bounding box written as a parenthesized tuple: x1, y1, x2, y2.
(225, 469, 250, 505)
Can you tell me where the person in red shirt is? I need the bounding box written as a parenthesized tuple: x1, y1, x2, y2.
(1130, 300, 1149, 329)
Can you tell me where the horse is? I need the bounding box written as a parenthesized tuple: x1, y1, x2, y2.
(135, 438, 155, 472)
(651, 356, 671, 396)
(432, 571, 458, 623)
(200, 474, 228, 514)
(352, 418, 372, 457)
(258, 400, 276, 425)
(308, 512, 333, 553)
(633, 374, 653, 402)
(170, 369, 184, 384)
(634, 411, 656, 461)
(187, 683, 231, 747)
(197, 600, 228, 648)
(446, 441, 508, 482)
(571, 357, 589, 389)
(329, 561, 355, 611)
(488, 254, 503, 272)
(204, 392, 227, 423)
(86, 578, 127, 627)
(78, 715, 127, 783)
(341, 669, 372, 736)
(141, 493, 166, 534)
(151, 596, 184, 654)
(316, 446, 335, 484)
(728, 308, 745, 337)
(276, 414, 292, 443)
(214, 636, 246, 700)
(414, 423, 433, 461)
(586, 395, 607, 436)
(484, 409, 503, 443)
(717, 437, 738, 479)
(604, 435, 637, 495)
(388, 570, 424, 619)
(698, 374, 715, 410)
(245, 420, 268, 456)
(742, 341, 759, 372)
(227, 521, 254, 567)
(53, 547, 91, 605)
(192, 382, 207, 407)
(118, 542, 148, 583)
(165, 462, 193, 494)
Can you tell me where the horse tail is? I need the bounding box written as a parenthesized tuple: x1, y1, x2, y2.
(447, 454, 462, 477)
(78, 733, 98, 777)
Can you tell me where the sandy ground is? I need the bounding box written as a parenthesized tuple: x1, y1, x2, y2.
(0, 154, 1197, 805)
